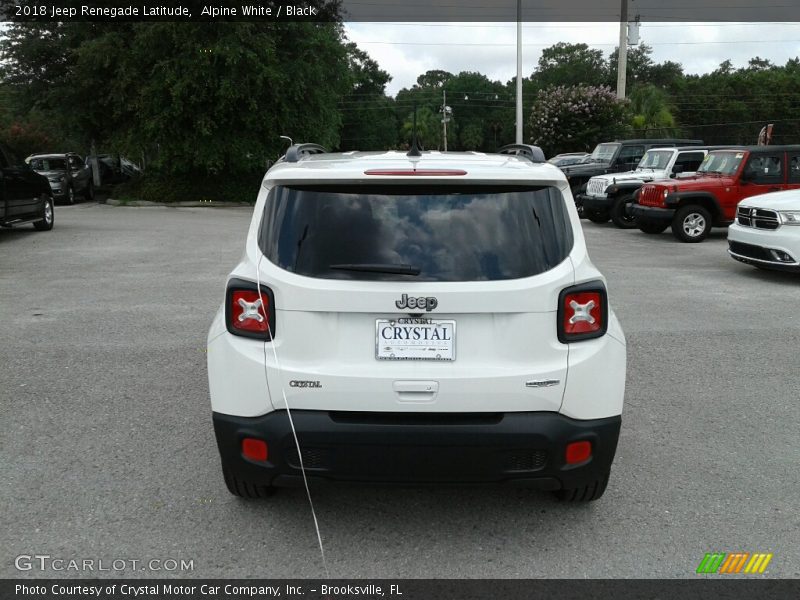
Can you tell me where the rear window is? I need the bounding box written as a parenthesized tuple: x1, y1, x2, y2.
(29, 158, 67, 171)
(258, 185, 574, 282)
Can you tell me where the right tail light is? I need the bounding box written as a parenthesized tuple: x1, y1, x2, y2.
(557, 281, 608, 343)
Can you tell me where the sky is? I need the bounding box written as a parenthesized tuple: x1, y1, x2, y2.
(344, 22, 800, 96)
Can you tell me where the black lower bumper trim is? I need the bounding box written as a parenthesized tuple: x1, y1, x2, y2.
(631, 204, 675, 221)
(577, 194, 612, 212)
(213, 410, 621, 489)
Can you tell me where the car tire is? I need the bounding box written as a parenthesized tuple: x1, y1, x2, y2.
(66, 185, 76, 205)
(554, 472, 609, 502)
(637, 219, 669, 234)
(585, 209, 610, 224)
(223, 467, 275, 499)
(672, 204, 712, 243)
(33, 195, 54, 231)
(610, 195, 638, 229)
(85, 181, 95, 201)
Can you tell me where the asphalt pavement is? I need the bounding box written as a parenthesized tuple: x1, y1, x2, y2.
(1, 203, 798, 579)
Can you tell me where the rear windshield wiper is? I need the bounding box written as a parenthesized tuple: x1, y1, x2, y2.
(329, 263, 421, 276)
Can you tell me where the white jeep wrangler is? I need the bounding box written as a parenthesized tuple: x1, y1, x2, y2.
(207, 144, 626, 502)
(580, 146, 710, 228)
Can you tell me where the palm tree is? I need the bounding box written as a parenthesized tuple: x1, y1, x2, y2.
(628, 85, 679, 137)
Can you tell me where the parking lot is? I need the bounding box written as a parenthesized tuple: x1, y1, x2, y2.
(1, 202, 798, 579)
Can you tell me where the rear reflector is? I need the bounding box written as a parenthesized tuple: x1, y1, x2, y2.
(557, 282, 608, 343)
(242, 438, 268, 462)
(565, 441, 592, 465)
(363, 169, 467, 176)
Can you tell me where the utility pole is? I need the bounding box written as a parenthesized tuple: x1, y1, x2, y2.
(616, 0, 628, 100)
(440, 89, 451, 151)
(516, 0, 523, 143)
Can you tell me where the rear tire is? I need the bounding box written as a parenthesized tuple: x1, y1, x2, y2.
(585, 209, 610, 224)
(223, 467, 275, 499)
(33, 196, 54, 231)
(554, 472, 610, 502)
(610, 195, 637, 229)
(672, 204, 712, 243)
(66, 185, 76, 205)
(637, 219, 668, 234)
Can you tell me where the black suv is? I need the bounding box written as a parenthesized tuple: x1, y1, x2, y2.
(0, 144, 54, 231)
(27, 152, 94, 204)
(560, 138, 703, 213)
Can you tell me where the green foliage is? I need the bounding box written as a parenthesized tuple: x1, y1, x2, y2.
(628, 85, 679, 137)
(400, 106, 446, 150)
(528, 85, 628, 156)
(396, 70, 511, 151)
(1, 19, 352, 175)
(673, 58, 800, 145)
(113, 172, 263, 204)
(338, 44, 397, 151)
(536, 43, 609, 88)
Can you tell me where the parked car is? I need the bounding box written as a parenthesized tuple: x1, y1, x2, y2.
(728, 189, 800, 272)
(547, 152, 589, 168)
(632, 145, 800, 242)
(207, 143, 626, 502)
(26, 152, 94, 204)
(0, 144, 54, 231)
(96, 154, 141, 184)
(560, 138, 704, 214)
(578, 146, 739, 228)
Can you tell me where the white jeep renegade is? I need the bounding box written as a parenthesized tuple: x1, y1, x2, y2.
(207, 144, 626, 502)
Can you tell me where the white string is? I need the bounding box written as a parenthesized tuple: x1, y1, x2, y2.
(255, 252, 330, 578)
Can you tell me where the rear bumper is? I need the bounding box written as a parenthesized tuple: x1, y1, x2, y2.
(213, 410, 621, 490)
(631, 205, 674, 221)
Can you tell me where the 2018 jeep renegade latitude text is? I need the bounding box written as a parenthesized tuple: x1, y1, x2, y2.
(206, 145, 627, 502)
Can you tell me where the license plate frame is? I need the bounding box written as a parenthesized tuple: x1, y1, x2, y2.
(375, 318, 456, 361)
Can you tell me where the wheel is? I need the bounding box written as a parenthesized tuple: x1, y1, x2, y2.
(672, 204, 712, 243)
(637, 219, 669, 234)
(33, 195, 54, 231)
(585, 209, 610, 224)
(66, 185, 76, 205)
(610, 195, 637, 229)
(554, 472, 610, 502)
(222, 467, 275, 498)
(84, 181, 95, 201)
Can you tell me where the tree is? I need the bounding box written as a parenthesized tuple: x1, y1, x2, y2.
(400, 106, 445, 150)
(628, 85, 679, 136)
(1, 17, 352, 174)
(338, 44, 397, 151)
(528, 85, 627, 156)
(534, 43, 609, 89)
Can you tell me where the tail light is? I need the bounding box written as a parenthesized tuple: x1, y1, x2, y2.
(225, 277, 276, 340)
(557, 281, 608, 343)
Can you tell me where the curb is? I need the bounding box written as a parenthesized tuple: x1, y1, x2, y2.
(105, 199, 253, 208)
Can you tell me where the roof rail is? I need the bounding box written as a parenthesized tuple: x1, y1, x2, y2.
(497, 144, 546, 163)
(284, 143, 328, 163)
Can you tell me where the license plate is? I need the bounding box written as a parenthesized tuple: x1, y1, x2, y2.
(375, 318, 456, 361)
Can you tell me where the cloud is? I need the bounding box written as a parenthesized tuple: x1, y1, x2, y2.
(344, 22, 800, 95)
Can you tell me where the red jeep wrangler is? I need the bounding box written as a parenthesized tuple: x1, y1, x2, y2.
(631, 146, 800, 242)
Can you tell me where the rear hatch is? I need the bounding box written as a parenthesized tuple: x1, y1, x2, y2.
(256, 183, 575, 413)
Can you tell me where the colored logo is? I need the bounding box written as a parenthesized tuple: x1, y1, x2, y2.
(696, 552, 773, 574)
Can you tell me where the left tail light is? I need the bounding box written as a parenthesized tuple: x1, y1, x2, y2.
(557, 281, 608, 343)
(225, 277, 276, 340)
